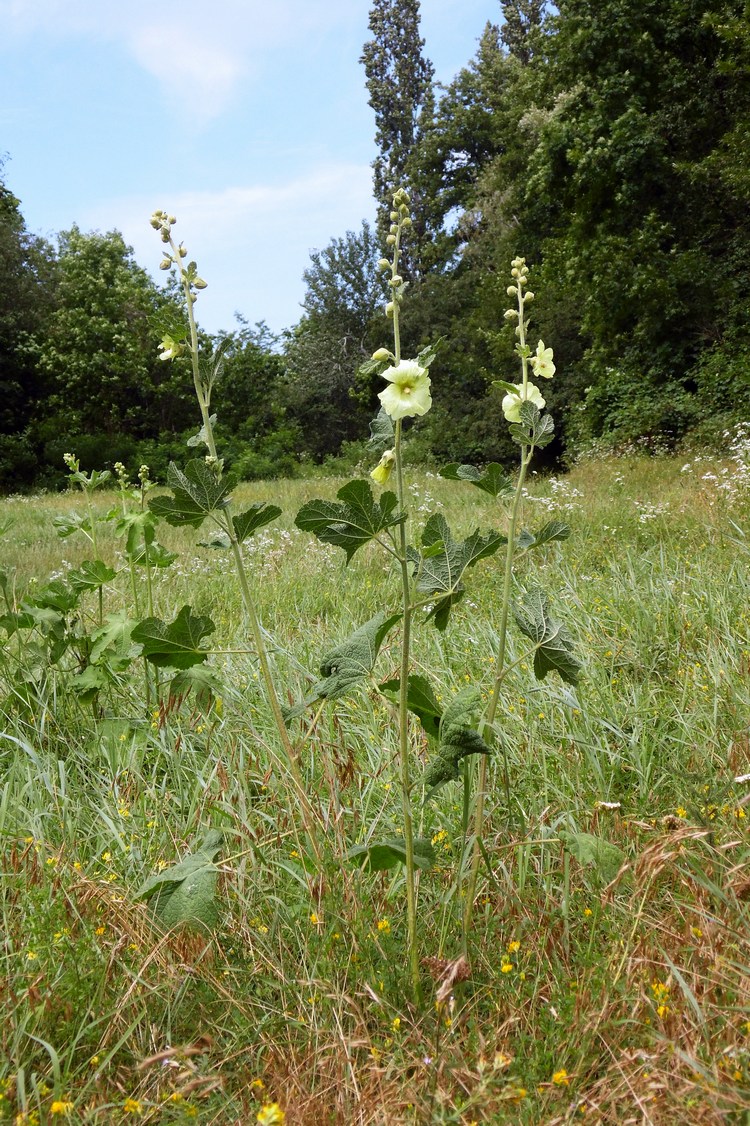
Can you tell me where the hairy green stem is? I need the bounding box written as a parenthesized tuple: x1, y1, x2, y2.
(394, 417, 421, 1003)
(388, 219, 422, 1001)
(173, 240, 323, 869)
(462, 279, 533, 952)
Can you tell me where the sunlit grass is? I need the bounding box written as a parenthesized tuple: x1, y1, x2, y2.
(0, 453, 749, 1123)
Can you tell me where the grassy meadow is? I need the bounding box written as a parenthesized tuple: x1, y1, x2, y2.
(1, 450, 749, 1125)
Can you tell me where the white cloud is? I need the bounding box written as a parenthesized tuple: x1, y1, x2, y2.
(0, 0, 363, 119)
(130, 25, 242, 121)
(82, 162, 376, 334)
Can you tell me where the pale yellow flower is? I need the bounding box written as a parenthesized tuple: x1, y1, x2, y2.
(532, 340, 556, 379)
(502, 382, 545, 423)
(378, 361, 432, 420)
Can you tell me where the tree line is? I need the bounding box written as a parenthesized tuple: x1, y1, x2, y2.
(1, 0, 747, 489)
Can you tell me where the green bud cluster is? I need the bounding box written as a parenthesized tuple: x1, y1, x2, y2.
(149, 211, 206, 303)
(506, 256, 532, 339)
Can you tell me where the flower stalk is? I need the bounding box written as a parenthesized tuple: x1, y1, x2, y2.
(150, 211, 323, 870)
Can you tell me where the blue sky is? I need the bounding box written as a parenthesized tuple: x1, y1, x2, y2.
(1, 0, 501, 336)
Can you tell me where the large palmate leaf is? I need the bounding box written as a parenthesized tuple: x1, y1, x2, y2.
(115, 511, 177, 568)
(517, 520, 571, 550)
(439, 462, 513, 498)
(509, 402, 555, 449)
(284, 611, 402, 719)
(89, 610, 138, 665)
(67, 559, 117, 592)
(422, 686, 492, 797)
(53, 512, 92, 539)
(379, 674, 442, 739)
(132, 605, 215, 669)
(560, 831, 625, 884)
(135, 830, 223, 930)
(513, 588, 581, 685)
(295, 479, 404, 562)
(367, 408, 395, 451)
(347, 836, 435, 872)
(186, 413, 217, 449)
(149, 460, 235, 529)
(169, 664, 224, 710)
(408, 514, 505, 629)
(233, 503, 282, 542)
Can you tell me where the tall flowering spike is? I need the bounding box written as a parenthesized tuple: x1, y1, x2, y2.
(502, 382, 546, 423)
(532, 341, 555, 380)
(378, 360, 432, 420)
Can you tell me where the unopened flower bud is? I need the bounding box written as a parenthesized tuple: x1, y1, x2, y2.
(504, 309, 518, 320)
(399, 204, 409, 217)
(511, 268, 520, 277)
(525, 291, 534, 302)
(394, 189, 410, 205)
(150, 215, 161, 230)
(159, 259, 171, 270)
(386, 301, 395, 318)
(193, 277, 208, 289)
(372, 347, 394, 361)
(370, 448, 396, 485)
(386, 234, 396, 246)
(178, 245, 187, 258)
(389, 275, 403, 288)
(160, 231, 169, 243)
(168, 216, 177, 225)
(390, 210, 398, 221)
(401, 216, 412, 227)
(378, 258, 391, 270)
(507, 285, 518, 296)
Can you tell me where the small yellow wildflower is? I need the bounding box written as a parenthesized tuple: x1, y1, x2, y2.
(251, 1078, 265, 1091)
(507, 940, 520, 954)
(72, 862, 82, 871)
(309, 912, 320, 926)
(552, 1068, 570, 1086)
(50, 1101, 74, 1116)
(123, 1098, 142, 1115)
(257, 1103, 285, 1125)
(501, 962, 514, 974)
(676, 807, 687, 819)
(376, 918, 391, 935)
(657, 1004, 670, 1018)
(392, 1017, 401, 1032)
(584, 907, 593, 917)
(95, 925, 106, 935)
(25, 950, 38, 961)
(101, 851, 112, 862)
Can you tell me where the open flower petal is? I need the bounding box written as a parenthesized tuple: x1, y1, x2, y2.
(502, 382, 546, 423)
(378, 360, 432, 421)
(531, 340, 555, 379)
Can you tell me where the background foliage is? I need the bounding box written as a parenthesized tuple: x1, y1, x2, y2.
(0, 0, 748, 489)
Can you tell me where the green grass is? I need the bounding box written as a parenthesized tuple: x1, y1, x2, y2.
(1, 454, 749, 1124)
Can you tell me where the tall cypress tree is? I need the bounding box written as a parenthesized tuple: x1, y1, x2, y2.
(361, 0, 435, 279)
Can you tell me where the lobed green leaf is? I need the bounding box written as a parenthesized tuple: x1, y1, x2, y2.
(513, 588, 582, 685)
(294, 479, 404, 563)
